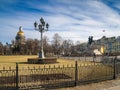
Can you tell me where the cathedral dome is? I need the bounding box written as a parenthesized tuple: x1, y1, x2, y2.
(17, 26, 24, 36)
(15, 26, 25, 45)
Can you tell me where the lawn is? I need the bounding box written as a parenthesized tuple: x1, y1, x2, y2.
(0, 55, 114, 89)
(0, 55, 113, 77)
(0, 55, 37, 63)
(0, 55, 95, 69)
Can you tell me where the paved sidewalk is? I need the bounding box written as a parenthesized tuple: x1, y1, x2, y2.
(103, 85, 120, 90)
(57, 79, 120, 90)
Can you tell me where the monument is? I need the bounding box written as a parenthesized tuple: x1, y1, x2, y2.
(28, 17, 57, 64)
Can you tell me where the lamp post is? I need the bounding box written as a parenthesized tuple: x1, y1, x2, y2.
(34, 17, 49, 58)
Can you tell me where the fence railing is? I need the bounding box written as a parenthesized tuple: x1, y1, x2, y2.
(0, 56, 120, 90)
(0, 67, 16, 90)
(61, 56, 116, 63)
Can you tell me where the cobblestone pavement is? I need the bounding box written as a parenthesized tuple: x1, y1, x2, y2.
(57, 79, 120, 90)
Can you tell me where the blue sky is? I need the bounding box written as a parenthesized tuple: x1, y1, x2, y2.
(0, 0, 120, 44)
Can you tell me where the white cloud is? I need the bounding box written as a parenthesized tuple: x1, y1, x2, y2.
(0, 0, 120, 44)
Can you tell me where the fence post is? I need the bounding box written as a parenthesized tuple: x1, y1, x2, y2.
(75, 60, 78, 86)
(113, 56, 117, 79)
(16, 63, 19, 90)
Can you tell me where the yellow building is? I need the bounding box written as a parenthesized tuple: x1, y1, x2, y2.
(100, 45, 105, 54)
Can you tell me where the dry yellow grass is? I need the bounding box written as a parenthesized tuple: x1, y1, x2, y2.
(0, 55, 98, 77)
(0, 55, 113, 76)
(0, 55, 95, 69)
(0, 55, 37, 69)
(0, 55, 37, 63)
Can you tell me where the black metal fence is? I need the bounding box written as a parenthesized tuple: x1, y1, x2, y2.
(0, 57, 120, 90)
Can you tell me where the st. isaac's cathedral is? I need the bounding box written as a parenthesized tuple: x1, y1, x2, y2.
(10, 26, 26, 54)
(15, 26, 25, 45)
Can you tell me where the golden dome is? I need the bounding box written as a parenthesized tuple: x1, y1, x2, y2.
(17, 26, 24, 36)
(17, 30, 24, 36)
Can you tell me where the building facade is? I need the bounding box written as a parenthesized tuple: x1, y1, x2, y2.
(78, 36, 120, 56)
(94, 36, 120, 55)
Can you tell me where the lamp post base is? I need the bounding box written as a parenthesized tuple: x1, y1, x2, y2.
(39, 50, 45, 59)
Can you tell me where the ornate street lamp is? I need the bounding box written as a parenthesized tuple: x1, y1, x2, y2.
(34, 17, 49, 58)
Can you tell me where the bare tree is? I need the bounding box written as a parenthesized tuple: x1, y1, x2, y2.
(43, 36, 51, 55)
(33, 39, 39, 55)
(75, 41, 81, 51)
(52, 33, 63, 56)
(0, 42, 3, 55)
(3, 43, 11, 55)
(25, 39, 33, 55)
(62, 39, 74, 56)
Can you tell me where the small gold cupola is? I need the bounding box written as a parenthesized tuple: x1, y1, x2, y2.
(17, 26, 24, 36)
